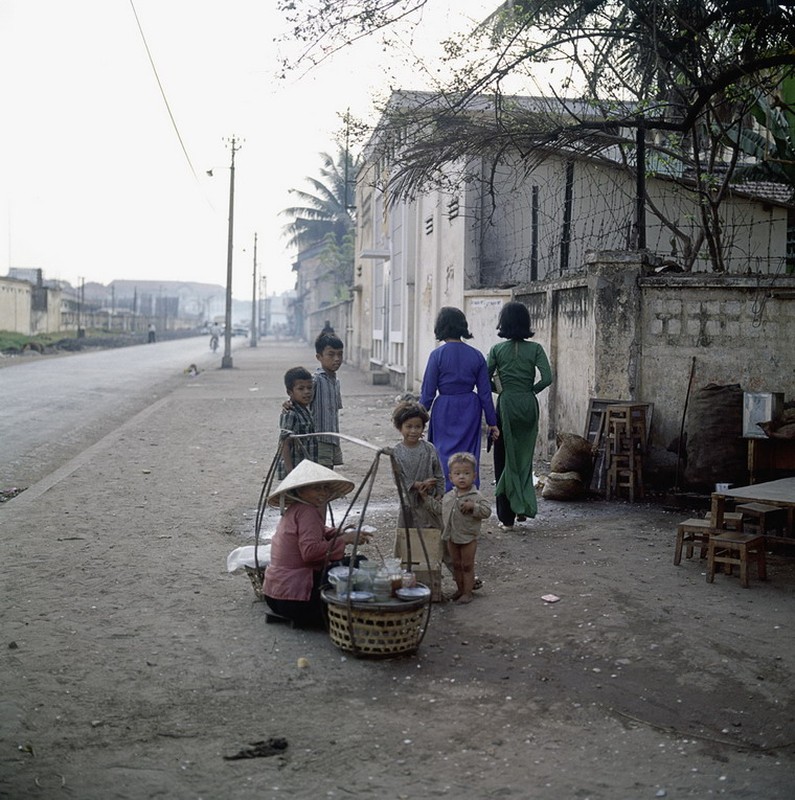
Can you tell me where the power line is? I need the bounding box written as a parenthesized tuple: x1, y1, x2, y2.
(128, 0, 199, 181)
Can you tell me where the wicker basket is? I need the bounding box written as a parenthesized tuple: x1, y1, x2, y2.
(245, 567, 265, 600)
(322, 589, 430, 658)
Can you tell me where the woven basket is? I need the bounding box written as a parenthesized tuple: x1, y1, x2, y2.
(245, 567, 265, 600)
(323, 589, 430, 658)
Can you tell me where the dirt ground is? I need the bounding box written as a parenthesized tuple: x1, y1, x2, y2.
(1, 341, 793, 800)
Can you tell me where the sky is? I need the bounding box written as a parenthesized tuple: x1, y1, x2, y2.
(0, 0, 496, 301)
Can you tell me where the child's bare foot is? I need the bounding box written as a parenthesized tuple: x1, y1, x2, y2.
(454, 593, 473, 604)
(450, 590, 463, 601)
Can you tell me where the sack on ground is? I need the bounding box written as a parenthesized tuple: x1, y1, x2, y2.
(684, 383, 745, 488)
(541, 471, 587, 500)
(550, 433, 594, 477)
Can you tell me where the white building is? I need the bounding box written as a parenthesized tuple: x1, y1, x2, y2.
(351, 91, 791, 393)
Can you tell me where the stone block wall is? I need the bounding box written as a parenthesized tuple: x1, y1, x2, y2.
(639, 274, 795, 449)
(515, 255, 795, 477)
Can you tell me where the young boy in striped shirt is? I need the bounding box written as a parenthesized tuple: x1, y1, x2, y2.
(312, 331, 345, 468)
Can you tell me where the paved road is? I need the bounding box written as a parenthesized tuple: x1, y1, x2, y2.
(0, 335, 250, 488)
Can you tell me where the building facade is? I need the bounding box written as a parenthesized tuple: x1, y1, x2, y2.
(347, 97, 793, 476)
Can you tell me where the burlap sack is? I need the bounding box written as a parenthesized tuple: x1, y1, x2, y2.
(684, 383, 746, 488)
(550, 433, 594, 479)
(541, 471, 587, 500)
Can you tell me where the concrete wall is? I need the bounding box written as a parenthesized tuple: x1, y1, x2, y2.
(0, 278, 32, 334)
(536, 282, 594, 456)
(30, 286, 62, 334)
(306, 300, 352, 353)
(639, 274, 795, 448)
(513, 254, 795, 467)
(515, 279, 599, 458)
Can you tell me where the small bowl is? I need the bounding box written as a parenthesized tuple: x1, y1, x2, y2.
(395, 585, 431, 601)
(337, 591, 375, 603)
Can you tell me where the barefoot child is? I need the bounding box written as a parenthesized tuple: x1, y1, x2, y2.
(442, 452, 491, 604)
(391, 400, 444, 528)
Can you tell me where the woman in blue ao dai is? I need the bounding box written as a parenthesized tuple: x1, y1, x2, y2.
(420, 307, 500, 491)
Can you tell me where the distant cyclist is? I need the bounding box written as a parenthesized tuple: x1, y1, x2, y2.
(209, 322, 222, 352)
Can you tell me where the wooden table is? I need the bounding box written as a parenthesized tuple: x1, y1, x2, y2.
(710, 477, 795, 545)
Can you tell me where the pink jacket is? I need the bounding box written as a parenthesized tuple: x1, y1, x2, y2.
(263, 502, 346, 601)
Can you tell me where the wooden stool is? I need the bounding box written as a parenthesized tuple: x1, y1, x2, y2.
(674, 518, 717, 564)
(264, 609, 297, 628)
(605, 404, 646, 502)
(736, 502, 786, 536)
(707, 532, 767, 588)
(703, 511, 744, 531)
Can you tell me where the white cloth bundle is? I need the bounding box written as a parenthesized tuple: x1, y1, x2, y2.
(226, 544, 272, 575)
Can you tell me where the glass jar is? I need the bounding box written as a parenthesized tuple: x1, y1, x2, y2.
(384, 557, 403, 594)
(355, 562, 377, 592)
(401, 571, 416, 589)
(372, 570, 392, 602)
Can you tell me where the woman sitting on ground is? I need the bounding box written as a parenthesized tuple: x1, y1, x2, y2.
(263, 459, 370, 628)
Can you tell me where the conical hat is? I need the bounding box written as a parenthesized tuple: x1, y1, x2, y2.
(267, 459, 355, 508)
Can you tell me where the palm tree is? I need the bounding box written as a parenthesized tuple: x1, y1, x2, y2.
(281, 150, 358, 253)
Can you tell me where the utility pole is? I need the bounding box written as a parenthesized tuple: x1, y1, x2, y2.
(250, 232, 258, 347)
(221, 135, 241, 369)
(76, 277, 83, 338)
(635, 121, 647, 250)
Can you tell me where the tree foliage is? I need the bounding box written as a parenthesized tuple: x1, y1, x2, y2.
(277, 0, 431, 69)
(281, 148, 360, 292)
(725, 92, 795, 185)
(378, 1, 795, 180)
(280, 1, 795, 272)
(319, 228, 357, 296)
(280, 149, 358, 253)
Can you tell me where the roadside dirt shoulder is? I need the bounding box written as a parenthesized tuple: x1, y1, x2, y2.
(1, 344, 793, 799)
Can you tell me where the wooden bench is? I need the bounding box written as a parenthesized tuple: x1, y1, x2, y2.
(735, 502, 787, 537)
